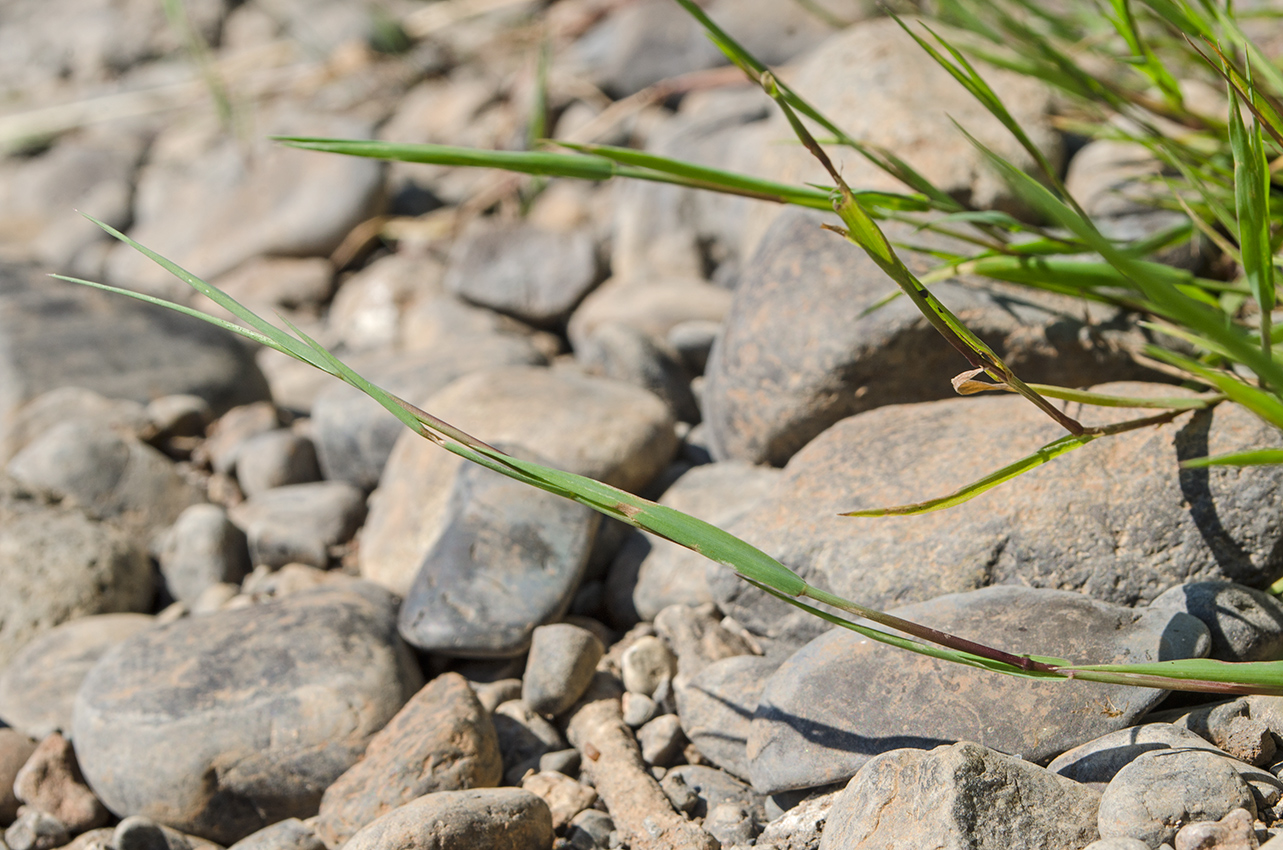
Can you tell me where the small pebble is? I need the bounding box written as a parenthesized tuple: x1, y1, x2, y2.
(4, 808, 69, 850)
(659, 772, 699, 816)
(520, 770, 597, 830)
(113, 816, 193, 850)
(471, 679, 523, 714)
(702, 803, 758, 846)
(637, 714, 686, 767)
(566, 810, 613, 850)
(620, 636, 676, 697)
(13, 732, 109, 831)
(1173, 807, 1257, 850)
(621, 692, 658, 728)
(522, 624, 604, 717)
(539, 749, 581, 776)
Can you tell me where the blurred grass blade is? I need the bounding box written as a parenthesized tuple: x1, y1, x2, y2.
(1145, 346, 1283, 429)
(842, 432, 1100, 517)
(1181, 448, 1283, 468)
(1225, 69, 1276, 351)
(1104, 0, 1183, 108)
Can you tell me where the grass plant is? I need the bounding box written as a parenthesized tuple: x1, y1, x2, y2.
(55, 0, 1283, 694)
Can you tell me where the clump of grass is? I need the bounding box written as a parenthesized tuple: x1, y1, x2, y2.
(56, 0, 1283, 694)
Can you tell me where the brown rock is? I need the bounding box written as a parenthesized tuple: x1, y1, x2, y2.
(341, 789, 552, 850)
(13, 733, 109, 831)
(0, 730, 37, 825)
(519, 771, 596, 830)
(314, 673, 502, 848)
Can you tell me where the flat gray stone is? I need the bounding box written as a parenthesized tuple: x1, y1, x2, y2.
(0, 264, 270, 451)
(711, 389, 1283, 646)
(314, 673, 502, 847)
(748, 585, 1210, 794)
(818, 742, 1101, 850)
(576, 322, 700, 424)
(398, 451, 600, 658)
(522, 625, 605, 717)
(1097, 750, 1256, 847)
(228, 482, 366, 569)
(72, 584, 423, 844)
(233, 430, 320, 498)
(0, 475, 152, 670)
(1048, 724, 1224, 789)
(661, 765, 763, 822)
(676, 654, 780, 782)
(341, 788, 551, 850)
(0, 614, 153, 739)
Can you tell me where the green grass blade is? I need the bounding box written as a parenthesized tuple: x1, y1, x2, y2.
(1181, 448, 1283, 468)
(1024, 385, 1222, 409)
(1061, 658, 1283, 696)
(843, 432, 1100, 517)
(1226, 74, 1276, 351)
(1145, 346, 1283, 429)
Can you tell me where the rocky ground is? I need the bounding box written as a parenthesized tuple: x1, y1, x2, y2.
(3, 0, 1283, 849)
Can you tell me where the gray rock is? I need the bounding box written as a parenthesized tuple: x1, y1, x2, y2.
(0, 475, 153, 670)
(662, 765, 763, 821)
(398, 453, 600, 658)
(145, 395, 213, 443)
(621, 692, 657, 728)
(360, 365, 676, 597)
(341, 788, 552, 850)
(201, 403, 281, 476)
(704, 207, 1160, 467)
(2, 388, 149, 465)
(0, 731, 37, 826)
(620, 637, 676, 698)
(1173, 807, 1256, 850)
(444, 220, 598, 328)
(0, 264, 270, 446)
(567, 276, 731, 357)
(13, 732, 108, 831)
(1098, 750, 1257, 847)
(1048, 724, 1225, 788)
(471, 679, 523, 715)
(711, 390, 1283, 646)
(72, 584, 423, 844)
(576, 322, 700, 424)
(4, 807, 68, 850)
(7, 421, 201, 533)
(566, 810, 613, 850)
(211, 258, 335, 316)
(522, 625, 605, 717)
(677, 654, 781, 782)
(492, 700, 566, 786)
(667, 320, 721, 378)
(113, 816, 193, 850)
(538, 749, 580, 777)
(0, 614, 153, 739)
(819, 742, 1102, 850)
(748, 586, 1209, 794)
(520, 771, 597, 831)
(310, 337, 546, 490)
(226, 819, 323, 850)
(704, 803, 758, 846)
(637, 714, 686, 767)
(314, 673, 502, 848)
(156, 504, 252, 605)
(104, 111, 383, 301)
(1082, 840, 1153, 850)
(653, 603, 756, 685)
(228, 482, 366, 569)
(233, 431, 320, 498)
(326, 254, 447, 354)
(608, 463, 779, 626)
(1149, 581, 1283, 663)
(754, 789, 837, 850)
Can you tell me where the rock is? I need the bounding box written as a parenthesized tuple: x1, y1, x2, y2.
(493, 700, 565, 785)
(637, 714, 686, 767)
(653, 604, 755, 685)
(620, 637, 676, 698)
(156, 504, 252, 605)
(748, 585, 1209, 795)
(754, 789, 837, 850)
(201, 403, 281, 476)
(240, 563, 354, 601)
(233, 431, 321, 498)
(311, 336, 546, 490)
(1082, 840, 1153, 850)
(1174, 807, 1258, 850)
(0, 731, 37, 826)
(113, 816, 193, 850)
(566, 810, 614, 850)
(1149, 582, 1283, 663)
(819, 742, 1102, 850)
(703, 207, 1160, 467)
(228, 482, 367, 569)
(704, 803, 758, 846)
(1159, 699, 1282, 769)
(0, 264, 271, 448)
(608, 462, 780, 625)
(314, 673, 502, 848)
(1049, 724, 1226, 789)
(360, 365, 676, 597)
(538, 749, 580, 777)
(145, 395, 213, 444)
(7, 421, 201, 533)
(576, 322, 700, 424)
(13, 733, 108, 831)
(662, 765, 762, 821)
(677, 654, 780, 782)
(2, 389, 149, 465)
(444, 220, 599, 328)
(327, 254, 446, 353)
(1066, 139, 1166, 219)
(667, 320, 721, 377)
(0, 614, 153, 739)
(0, 475, 153, 670)
(210, 257, 335, 315)
(522, 625, 605, 717)
(471, 680, 523, 715)
(567, 276, 731, 354)
(519, 771, 596, 830)
(104, 111, 382, 301)
(341, 788, 552, 850)
(621, 693, 657, 729)
(4, 807, 69, 850)
(1098, 750, 1257, 847)
(226, 819, 324, 850)
(398, 450, 600, 658)
(72, 584, 423, 844)
(711, 390, 1283, 645)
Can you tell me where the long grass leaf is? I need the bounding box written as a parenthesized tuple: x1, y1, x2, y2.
(1181, 448, 1283, 468)
(1145, 346, 1283, 429)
